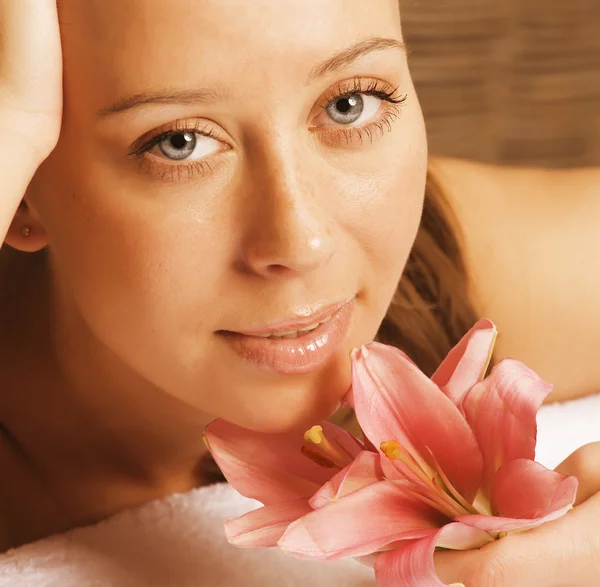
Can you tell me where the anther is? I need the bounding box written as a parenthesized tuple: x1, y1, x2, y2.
(303, 425, 347, 465)
(301, 445, 335, 468)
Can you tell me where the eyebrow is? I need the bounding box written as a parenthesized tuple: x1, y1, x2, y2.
(307, 37, 406, 83)
(97, 37, 406, 117)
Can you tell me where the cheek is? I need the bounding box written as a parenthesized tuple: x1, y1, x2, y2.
(333, 112, 427, 340)
(39, 162, 230, 368)
(340, 127, 427, 278)
(33, 99, 427, 421)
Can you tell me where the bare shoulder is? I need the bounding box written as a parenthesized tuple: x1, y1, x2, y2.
(429, 156, 600, 403)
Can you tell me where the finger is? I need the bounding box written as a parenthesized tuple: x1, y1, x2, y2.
(554, 442, 600, 506)
(435, 529, 567, 587)
(433, 547, 483, 586)
(433, 448, 600, 587)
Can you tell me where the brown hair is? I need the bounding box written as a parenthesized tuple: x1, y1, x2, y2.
(375, 168, 478, 375)
(199, 168, 481, 483)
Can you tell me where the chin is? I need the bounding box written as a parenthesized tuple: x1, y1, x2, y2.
(250, 405, 342, 435)
(231, 382, 347, 436)
(205, 333, 356, 434)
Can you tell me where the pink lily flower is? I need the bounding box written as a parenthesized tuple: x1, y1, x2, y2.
(203, 319, 578, 586)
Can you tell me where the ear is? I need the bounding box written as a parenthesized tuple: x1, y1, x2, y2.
(3, 198, 50, 253)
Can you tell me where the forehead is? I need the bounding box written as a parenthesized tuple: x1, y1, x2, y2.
(59, 0, 402, 109)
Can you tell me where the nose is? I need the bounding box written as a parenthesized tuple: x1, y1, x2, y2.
(237, 144, 336, 279)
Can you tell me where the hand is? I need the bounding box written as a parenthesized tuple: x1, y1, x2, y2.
(0, 0, 63, 161)
(0, 0, 63, 242)
(434, 442, 600, 587)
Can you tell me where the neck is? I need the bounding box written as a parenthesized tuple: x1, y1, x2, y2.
(0, 253, 217, 540)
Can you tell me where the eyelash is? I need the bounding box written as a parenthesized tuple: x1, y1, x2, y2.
(318, 77, 407, 146)
(129, 120, 220, 183)
(129, 77, 407, 182)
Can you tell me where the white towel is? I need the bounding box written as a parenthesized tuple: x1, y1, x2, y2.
(535, 391, 600, 469)
(0, 482, 377, 587)
(0, 393, 598, 587)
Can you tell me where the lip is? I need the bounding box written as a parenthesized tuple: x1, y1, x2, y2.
(236, 297, 355, 336)
(219, 297, 356, 375)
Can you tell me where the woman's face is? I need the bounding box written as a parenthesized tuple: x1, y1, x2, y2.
(31, 0, 427, 433)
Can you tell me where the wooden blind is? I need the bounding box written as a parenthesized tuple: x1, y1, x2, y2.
(400, 0, 600, 168)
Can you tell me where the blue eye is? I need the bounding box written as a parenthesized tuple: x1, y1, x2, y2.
(131, 123, 223, 162)
(318, 78, 407, 132)
(158, 132, 198, 160)
(326, 94, 365, 125)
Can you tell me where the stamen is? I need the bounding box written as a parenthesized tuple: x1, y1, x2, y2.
(303, 425, 348, 465)
(301, 445, 336, 468)
(380, 440, 434, 482)
(304, 425, 326, 444)
(382, 440, 436, 487)
(471, 487, 493, 516)
(381, 440, 471, 518)
(381, 440, 404, 461)
(423, 445, 480, 516)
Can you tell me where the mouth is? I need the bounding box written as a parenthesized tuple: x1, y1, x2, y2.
(232, 297, 355, 337)
(217, 297, 356, 375)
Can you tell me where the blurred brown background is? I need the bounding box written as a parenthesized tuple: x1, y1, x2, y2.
(400, 0, 600, 168)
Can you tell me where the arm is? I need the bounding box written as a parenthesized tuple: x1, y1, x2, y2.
(0, 0, 62, 246)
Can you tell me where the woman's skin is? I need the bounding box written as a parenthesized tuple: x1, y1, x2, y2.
(1, 0, 427, 546)
(0, 1, 599, 583)
(433, 157, 600, 404)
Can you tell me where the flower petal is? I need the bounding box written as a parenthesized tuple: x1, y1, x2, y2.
(374, 523, 494, 587)
(461, 360, 554, 493)
(432, 319, 497, 408)
(204, 418, 360, 504)
(309, 450, 383, 509)
(224, 498, 313, 547)
(351, 343, 484, 502)
(278, 480, 448, 561)
(492, 458, 578, 518)
(456, 458, 578, 533)
(456, 508, 570, 533)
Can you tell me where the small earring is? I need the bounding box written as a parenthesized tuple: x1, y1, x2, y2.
(21, 226, 31, 237)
